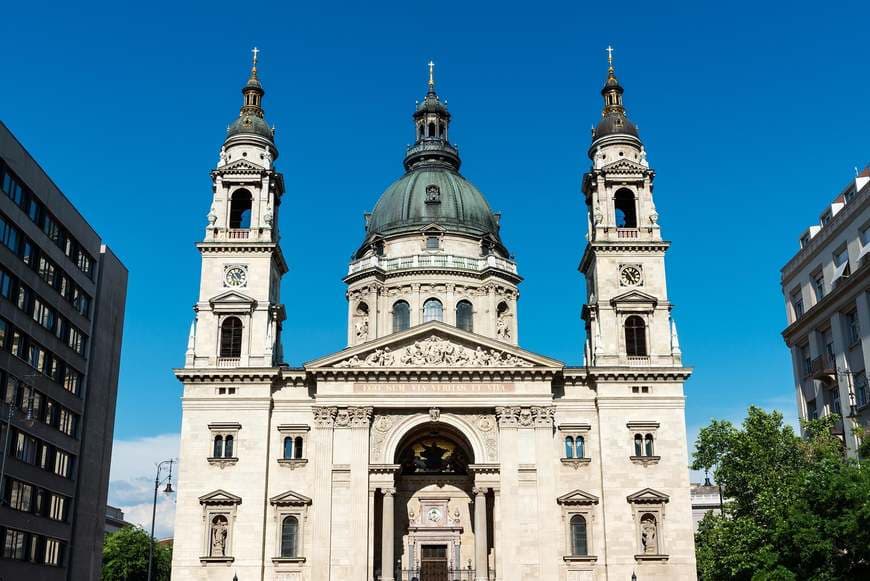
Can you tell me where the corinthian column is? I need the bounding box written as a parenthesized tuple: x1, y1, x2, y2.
(474, 487, 489, 581)
(381, 488, 396, 581)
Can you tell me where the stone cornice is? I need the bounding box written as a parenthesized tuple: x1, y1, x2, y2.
(309, 367, 559, 382)
(781, 262, 869, 345)
(174, 367, 283, 383)
(584, 366, 693, 382)
(196, 242, 289, 275)
(579, 241, 670, 274)
(781, 186, 869, 281)
(344, 265, 522, 286)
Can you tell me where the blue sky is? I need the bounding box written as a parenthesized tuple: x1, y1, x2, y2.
(2, 0, 869, 533)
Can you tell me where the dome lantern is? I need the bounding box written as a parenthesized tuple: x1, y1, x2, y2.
(404, 61, 461, 172)
(226, 48, 276, 143)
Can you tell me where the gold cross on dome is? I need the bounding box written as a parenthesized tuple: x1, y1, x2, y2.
(606, 45, 614, 67)
(252, 47, 260, 65)
(428, 60, 435, 86)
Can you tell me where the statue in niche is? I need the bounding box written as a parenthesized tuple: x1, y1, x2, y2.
(210, 515, 228, 557)
(355, 318, 369, 342)
(641, 515, 658, 554)
(496, 315, 511, 341)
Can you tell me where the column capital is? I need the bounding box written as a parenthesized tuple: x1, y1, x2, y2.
(312, 406, 337, 427)
(472, 486, 489, 497)
(382, 487, 396, 496)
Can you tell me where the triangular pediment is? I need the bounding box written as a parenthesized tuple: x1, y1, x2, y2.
(601, 158, 647, 174)
(270, 489, 312, 506)
(419, 223, 447, 234)
(557, 489, 600, 505)
(210, 290, 257, 312)
(306, 321, 563, 370)
(610, 289, 658, 308)
(627, 488, 670, 504)
(215, 158, 266, 174)
(199, 489, 242, 505)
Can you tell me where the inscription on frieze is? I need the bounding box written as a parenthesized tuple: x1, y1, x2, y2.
(353, 383, 515, 394)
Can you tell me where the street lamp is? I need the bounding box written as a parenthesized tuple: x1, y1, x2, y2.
(147, 459, 175, 581)
(0, 376, 39, 502)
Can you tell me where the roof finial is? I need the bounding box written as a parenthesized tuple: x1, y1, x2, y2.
(428, 60, 435, 91)
(252, 47, 260, 67)
(606, 45, 614, 73)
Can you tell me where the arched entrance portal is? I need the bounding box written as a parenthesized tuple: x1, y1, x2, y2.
(389, 423, 482, 581)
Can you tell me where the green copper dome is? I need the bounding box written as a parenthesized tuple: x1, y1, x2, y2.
(366, 167, 501, 239)
(228, 114, 273, 139)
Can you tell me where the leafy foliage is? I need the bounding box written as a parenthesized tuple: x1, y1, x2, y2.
(692, 406, 870, 580)
(102, 526, 172, 581)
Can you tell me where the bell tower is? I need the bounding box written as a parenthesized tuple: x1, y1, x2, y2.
(185, 49, 287, 369)
(580, 50, 681, 368)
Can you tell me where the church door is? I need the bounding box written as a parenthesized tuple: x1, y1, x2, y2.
(420, 545, 448, 581)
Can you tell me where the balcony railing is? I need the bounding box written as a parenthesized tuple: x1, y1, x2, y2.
(216, 357, 240, 368)
(627, 355, 651, 367)
(810, 353, 836, 383)
(393, 570, 493, 581)
(617, 228, 639, 239)
(227, 229, 250, 239)
(348, 254, 518, 276)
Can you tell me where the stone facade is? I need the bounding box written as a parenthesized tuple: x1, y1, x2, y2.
(781, 166, 870, 455)
(171, 57, 697, 581)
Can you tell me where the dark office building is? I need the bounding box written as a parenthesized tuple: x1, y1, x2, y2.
(0, 122, 127, 580)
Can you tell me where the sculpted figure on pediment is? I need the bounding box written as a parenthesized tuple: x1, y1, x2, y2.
(334, 335, 533, 368)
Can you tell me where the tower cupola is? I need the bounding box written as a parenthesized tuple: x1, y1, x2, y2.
(404, 62, 460, 171)
(226, 48, 276, 145)
(591, 47, 639, 145)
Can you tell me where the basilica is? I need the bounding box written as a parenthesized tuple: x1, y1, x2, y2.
(170, 52, 697, 581)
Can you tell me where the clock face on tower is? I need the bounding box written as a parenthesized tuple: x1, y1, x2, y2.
(620, 265, 643, 286)
(224, 265, 248, 288)
(427, 508, 442, 523)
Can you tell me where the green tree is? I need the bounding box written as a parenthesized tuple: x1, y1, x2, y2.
(692, 406, 870, 580)
(102, 526, 172, 581)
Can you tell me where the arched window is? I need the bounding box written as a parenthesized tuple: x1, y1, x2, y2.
(393, 300, 410, 332)
(418, 124, 425, 140)
(423, 298, 443, 323)
(283, 437, 294, 460)
(439, 122, 446, 138)
(294, 436, 304, 459)
(644, 434, 654, 457)
(213, 435, 223, 458)
(575, 436, 585, 459)
(229, 189, 253, 229)
(428, 122, 436, 138)
(614, 189, 637, 228)
(624, 316, 647, 357)
(634, 434, 643, 457)
(570, 515, 588, 556)
(456, 300, 474, 332)
(281, 516, 298, 558)
(224, 435, 234, 458)
(220, 317, 243, 358)
(564, 436, 575, 459)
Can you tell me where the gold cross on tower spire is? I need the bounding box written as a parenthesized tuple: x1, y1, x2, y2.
(606, 45, 614, 70)
(252, 46, 260, 66)
(428, 60, 435, 89)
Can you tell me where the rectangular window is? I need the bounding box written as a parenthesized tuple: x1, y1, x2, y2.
(58, 408, 76, 436)
(846, 310, 860, 345)
(807, 398, 819, 420)
(0, 268, 11, 298)
(821, 211, 832, 226)
(813, 271, 825, 302)
(856, 373, 868, 408)
(2, 528, 27, 560)
(48, 494, 66, 522)
(8, 479, 34, 512)
(43, 537, 64, 566)
(63, 368, 81, 395)
(800, 344, 812, 377)
(791, 290, 804, 319)
(53, 449, 71, 478)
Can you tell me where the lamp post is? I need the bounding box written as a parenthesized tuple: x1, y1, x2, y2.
(147, 459, 175, 581)
(0, 377, 38, 502)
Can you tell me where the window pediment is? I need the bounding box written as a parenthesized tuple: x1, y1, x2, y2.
(199, 489, 242, 506)
(214, 158, 266, 176)
(627, 488, 669, 504)
(610, 289, 658, 310)
(210, 290, 257, 313)
(557, 489, 600, 506)
(270, 490, 312, 507)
